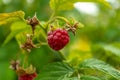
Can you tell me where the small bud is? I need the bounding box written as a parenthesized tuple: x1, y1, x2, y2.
(65, 17, 84, 35)
(21, 34, 36, 52)
(66, 22, 84, 35)
(26, 13, 39, 34)
(10, 60, 20, 70)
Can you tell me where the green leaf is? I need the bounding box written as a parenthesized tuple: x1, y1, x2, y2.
(100, 44, 120, 57)
(50, 0, 73, 11)
(60, 77, 79, 80)
(50, 0, 111, 12)
(79, 59, 120, 80)
(0, 11, 25, 25)
(3, 21, 31, 45)
(80, 75, 101, 80)
(37, 62, 75, 80)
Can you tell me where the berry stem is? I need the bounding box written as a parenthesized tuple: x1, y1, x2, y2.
(46, 11, 56, 31)
(22, 52, 29, 68)
(38, 23, 45, 30)
(49, 11, 56, 22)
(38, 22, 47, 34)
(56, 16, 70, 24)
(38, 11, 56, 35)
(58, 51, 66, 60)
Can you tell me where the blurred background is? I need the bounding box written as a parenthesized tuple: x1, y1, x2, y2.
(0, 0, 120, 80)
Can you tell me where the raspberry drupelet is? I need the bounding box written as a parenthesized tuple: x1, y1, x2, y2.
(47, 29, 69, 51)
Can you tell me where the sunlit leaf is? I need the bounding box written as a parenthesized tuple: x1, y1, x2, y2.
(75, 0, 111, 9)
(79, 59, 120, 80)
(0, 11, 25, 25)
(50, 0, 111, 12)
(3, 21, 30, 45)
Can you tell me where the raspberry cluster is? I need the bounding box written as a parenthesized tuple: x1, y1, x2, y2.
(18, 72, 37, 80)
(47, 29, 69, 51)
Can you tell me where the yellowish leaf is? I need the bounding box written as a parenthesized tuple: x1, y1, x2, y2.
(0, 11, 25, 25)
(50, 0, 112, 12)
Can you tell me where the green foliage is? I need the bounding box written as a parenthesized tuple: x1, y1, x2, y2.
(35, 58, 120, 80)
(91, 43, 120, 66)
(0, 11, 25, 25)
(0, 62, 16, 80)
(79, 59, 120, 80)
(0, 11, 26, 45)
(50, 0, 111, 12)
(37, 62, 75, 80)
(100, 44, 120, 57)
(0, 0, 119, 80)
(3, 21, 29, 45)
(80, 75, 101, 80)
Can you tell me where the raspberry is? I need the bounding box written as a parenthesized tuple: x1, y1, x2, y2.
(18, 73, 37, 80)
(47, 29, 69, 51)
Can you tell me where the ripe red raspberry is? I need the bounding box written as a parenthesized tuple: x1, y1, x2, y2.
(47, 29, 69, 51)
(18, 72, 37, 80)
